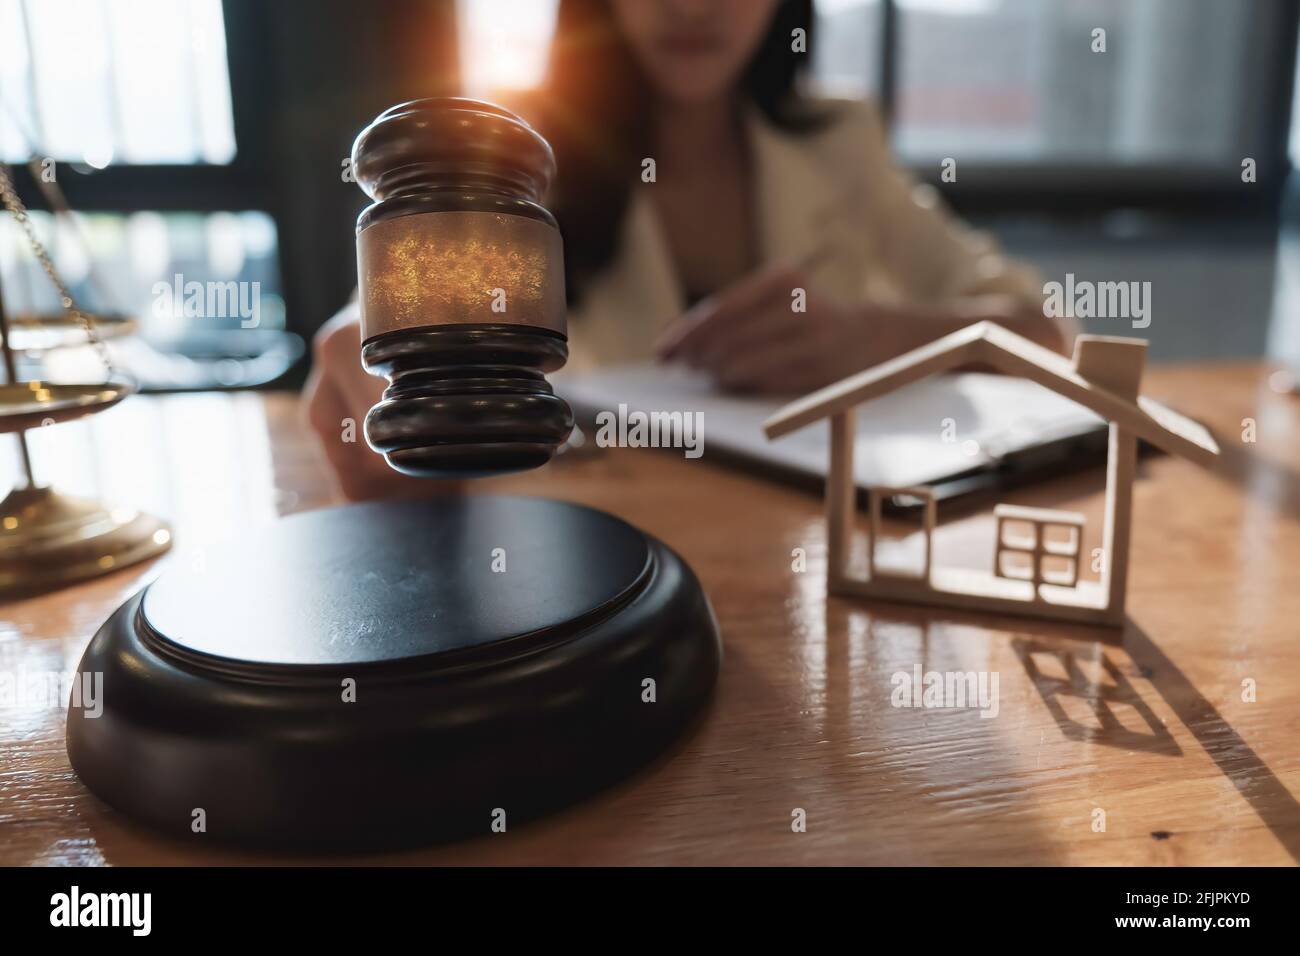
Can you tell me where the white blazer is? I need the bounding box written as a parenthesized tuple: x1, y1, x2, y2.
(565, 98, 1041, 372)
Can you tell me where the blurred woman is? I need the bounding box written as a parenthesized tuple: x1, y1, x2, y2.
(305, 0, 1070, 499)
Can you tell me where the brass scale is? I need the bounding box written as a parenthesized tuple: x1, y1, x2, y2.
(0, 160, 171, 597)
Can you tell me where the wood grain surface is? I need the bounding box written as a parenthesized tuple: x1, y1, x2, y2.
(1, 363, 1298, 865)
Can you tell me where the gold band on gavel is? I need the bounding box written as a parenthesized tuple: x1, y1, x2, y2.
(357, 210, 567, 341)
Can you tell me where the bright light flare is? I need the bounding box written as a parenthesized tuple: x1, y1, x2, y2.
(457, 0, 559, 97)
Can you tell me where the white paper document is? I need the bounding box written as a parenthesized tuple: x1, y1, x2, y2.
(559, 364, 1106, 490)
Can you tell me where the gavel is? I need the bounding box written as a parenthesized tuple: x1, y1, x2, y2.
(351, 98, 574, 478)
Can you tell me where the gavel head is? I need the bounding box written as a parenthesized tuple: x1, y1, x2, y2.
(351, 98, 574, 478)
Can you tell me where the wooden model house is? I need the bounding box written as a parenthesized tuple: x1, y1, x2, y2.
(763, 322, 1219, 626)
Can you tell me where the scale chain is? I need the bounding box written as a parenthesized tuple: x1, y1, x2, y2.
(0, 162, 117, 378)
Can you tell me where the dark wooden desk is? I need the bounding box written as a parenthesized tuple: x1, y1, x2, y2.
(2, 363, 1298, 865)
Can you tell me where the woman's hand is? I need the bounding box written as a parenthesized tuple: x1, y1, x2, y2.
(654, 265, 1070, 395)
(655, 266, 896, 394)
(302, 302, 448, 501)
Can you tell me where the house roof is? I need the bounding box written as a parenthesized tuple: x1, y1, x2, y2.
(763, 322, 1219, 467)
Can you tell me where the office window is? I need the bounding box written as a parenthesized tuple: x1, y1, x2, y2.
(812, 0, 883, 96)
(891, 0, 1288, 167)
(0, 210, 283, 334)
(457, 0, 559, 98)
(0, 0, 298, 387)
(1289, 13, 1300, 167)
(0, 0, 236, 165)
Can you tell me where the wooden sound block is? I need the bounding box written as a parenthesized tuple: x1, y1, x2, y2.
(66, 496, 721, 850)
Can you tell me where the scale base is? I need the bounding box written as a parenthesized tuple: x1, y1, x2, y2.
(67, 495, 721, 850)
(0, 485, 171, 598)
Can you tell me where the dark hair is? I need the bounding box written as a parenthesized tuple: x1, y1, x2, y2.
(530, 0, 823, 305)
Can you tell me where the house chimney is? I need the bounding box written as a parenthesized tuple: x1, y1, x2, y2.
(1071, 335, 1147, 400)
